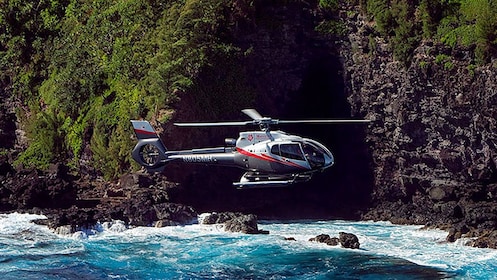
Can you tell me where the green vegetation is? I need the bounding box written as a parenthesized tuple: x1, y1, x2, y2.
(362, 0, 497, 64)
(1, 0, 496, 178)
(1, 0, 246, 178)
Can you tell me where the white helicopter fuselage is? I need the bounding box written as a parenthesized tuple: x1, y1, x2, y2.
(131, 109, 366, 188)
(162, 130, 334, 187)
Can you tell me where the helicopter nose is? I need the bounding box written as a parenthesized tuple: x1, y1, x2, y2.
(323, 152, 334, 168)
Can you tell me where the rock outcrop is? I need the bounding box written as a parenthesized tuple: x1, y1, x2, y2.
(339, 4, 497, 247)
(1, 164, 197, 232)
(309, 232, 360, 249)
(201, 212, 269, 234)
(309, 234, 339, 246)
(339, 232, 360, 249)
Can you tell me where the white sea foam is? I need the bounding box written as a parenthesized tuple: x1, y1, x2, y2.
(261, 220, 497, 273)
(1, 213, 497, 278)
(0, 212, 48, 235)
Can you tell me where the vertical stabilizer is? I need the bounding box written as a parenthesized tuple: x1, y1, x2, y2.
(131, 120, 159, 139)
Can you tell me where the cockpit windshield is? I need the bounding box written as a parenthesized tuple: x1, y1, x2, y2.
(269, 139, 334, 169)
(302, 142, 326, 168)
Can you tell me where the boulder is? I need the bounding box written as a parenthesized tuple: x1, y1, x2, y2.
(466, 230, 497, 249)
(339, 232, 360, 249)
(223, 213, 268, 234)
(309, 234, 339, 246)
(154, 203, 197, 226)
(201, 212, 241, 224)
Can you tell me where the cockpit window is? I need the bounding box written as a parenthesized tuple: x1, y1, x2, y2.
(302, 143, 325, 168)
(280, 143, 304, 161)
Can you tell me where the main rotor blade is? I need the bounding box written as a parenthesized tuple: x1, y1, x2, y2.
(277, 119, 371, 124)
(242, 109, 264, 120)
(174, 121, 254, 127)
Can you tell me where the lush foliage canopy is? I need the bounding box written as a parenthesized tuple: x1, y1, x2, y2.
(362, 0, 497, 64)
(1, 0, 496, 178)
(1, 0, 242, 178)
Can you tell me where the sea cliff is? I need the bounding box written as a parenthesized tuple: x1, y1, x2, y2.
(339, 4, 497, 247)
(1, 0, 497, 248)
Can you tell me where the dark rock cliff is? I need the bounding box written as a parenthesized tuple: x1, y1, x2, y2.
(340, 5, 497, 247)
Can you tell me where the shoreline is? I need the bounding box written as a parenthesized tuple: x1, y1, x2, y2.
(1, 157, 496, 249)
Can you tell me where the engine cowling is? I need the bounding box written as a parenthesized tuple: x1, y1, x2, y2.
(225, 138, 237, 147)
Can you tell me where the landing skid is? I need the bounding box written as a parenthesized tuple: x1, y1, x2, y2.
(234, 172, 313, 189)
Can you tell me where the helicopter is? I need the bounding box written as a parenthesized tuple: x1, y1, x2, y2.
(131, 109, 370, 189)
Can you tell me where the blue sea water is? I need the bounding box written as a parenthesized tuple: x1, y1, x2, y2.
(1, 213, 496, 279)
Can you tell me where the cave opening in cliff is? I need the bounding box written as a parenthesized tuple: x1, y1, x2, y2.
(283, 55, 375, 218)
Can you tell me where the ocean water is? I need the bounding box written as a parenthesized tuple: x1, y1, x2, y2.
(1, 213, 496, 279)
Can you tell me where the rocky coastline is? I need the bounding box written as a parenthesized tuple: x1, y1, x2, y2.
(1, 155, 365, 248)
(339, 4, 497, 249)
(1, 1, 497, 249)
(0, 154, 495, 248)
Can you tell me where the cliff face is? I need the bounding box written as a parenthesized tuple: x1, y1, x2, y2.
(340, 7, 497, 245)
(2, 1, 497, 247)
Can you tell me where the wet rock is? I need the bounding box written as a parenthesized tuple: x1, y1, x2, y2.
(339, 232, 360, 249)
(54, 225, 73, 235)
(200, 212, 268, 234)
(466, 230, 497, 249)
(155, 219, 177, 227)
(309, 232, 360, 249)
(223, 213, 268, 234)
(200, 212, 242, 224)
(154, 203, 197, 226)
(446, 223, 470, 243)
(309, 234, 339, 246)
(43, 206, 98, 232)
(101, 220, 126, 232)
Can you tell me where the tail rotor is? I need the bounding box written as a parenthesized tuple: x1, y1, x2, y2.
(130, 120, 168, 171)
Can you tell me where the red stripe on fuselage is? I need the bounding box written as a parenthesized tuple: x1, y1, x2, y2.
(236, 147, 307, 169)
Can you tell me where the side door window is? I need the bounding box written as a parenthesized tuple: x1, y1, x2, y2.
(270, 144, 280, 156)
(279, 143, 304, 161)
